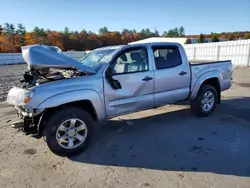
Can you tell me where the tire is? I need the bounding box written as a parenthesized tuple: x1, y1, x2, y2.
(191, 84, 218, 117)
(45, 107, 94, 157)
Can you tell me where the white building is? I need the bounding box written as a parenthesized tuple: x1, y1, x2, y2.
(129, 37, 228, 45)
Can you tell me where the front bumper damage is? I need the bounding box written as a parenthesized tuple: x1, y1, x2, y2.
(7, 87, 45, 137)
(11, 106, 45, 138)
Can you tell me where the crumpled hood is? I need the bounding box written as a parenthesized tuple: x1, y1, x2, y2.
(21, 44, 96, 73)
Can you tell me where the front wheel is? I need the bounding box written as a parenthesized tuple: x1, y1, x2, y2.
(45, 107, 94, 157)
(191, 84, 218, 117)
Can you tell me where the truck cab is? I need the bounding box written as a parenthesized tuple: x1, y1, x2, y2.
(103, 43, 191, 117)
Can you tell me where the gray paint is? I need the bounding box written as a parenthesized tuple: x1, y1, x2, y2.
(7, 42, 232, 122)
(21, 45, 96, 73)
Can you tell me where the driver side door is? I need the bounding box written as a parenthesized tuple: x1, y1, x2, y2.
(104, 47, 154, 118)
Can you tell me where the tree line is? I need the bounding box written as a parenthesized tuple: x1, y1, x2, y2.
(0, 23, 250, 52)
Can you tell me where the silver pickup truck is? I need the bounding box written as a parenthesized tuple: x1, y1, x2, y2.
(7, 43, 232, 156)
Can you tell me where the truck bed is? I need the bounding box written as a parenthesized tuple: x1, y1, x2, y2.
(189, 60, 231, 66)
(189, 59, 232, 97)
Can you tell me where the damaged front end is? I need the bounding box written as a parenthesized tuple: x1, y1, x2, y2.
(7, 44, 96, 137)
(20, 44, 95, 88)
(7, 87, 45, 137)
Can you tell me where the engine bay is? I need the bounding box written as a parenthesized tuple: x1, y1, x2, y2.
(20, 68, 88, 88)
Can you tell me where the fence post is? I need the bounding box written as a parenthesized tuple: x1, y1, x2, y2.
(193, 47, 196, 60)
(247, 43, 250, 66)
(217, 45, 220, 61)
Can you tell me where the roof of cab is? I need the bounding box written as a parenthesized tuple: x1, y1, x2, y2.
(128, 41, 182, 47)
(93, 40, 183, 52)
(129, 37, 187, 45)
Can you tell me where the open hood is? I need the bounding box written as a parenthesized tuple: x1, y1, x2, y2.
(21, 45, 96, 73)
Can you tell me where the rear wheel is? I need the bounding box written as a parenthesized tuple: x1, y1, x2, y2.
(191, 84, 218, 117)
(45, 107, 94, 157)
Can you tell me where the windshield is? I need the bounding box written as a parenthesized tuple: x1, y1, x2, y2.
(79, 49, 115, 71)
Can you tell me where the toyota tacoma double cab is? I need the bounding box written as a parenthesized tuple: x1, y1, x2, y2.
(7, 42, 232, 156)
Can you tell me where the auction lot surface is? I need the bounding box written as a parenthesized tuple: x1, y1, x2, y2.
(0, 66, 250, 188)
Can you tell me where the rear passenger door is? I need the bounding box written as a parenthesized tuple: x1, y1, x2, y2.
(152, 45, 191, 106)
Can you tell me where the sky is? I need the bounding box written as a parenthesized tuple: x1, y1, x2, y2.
(1, 0, 250, 35)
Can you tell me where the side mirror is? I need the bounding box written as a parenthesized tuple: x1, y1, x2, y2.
(105, 67, 122, 90)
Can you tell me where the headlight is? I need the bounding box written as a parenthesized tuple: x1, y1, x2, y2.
(24, 91, 34, 104)
(7, 87, 34, 106)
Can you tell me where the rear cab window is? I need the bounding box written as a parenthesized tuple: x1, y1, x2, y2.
(152, 46, 182, 69)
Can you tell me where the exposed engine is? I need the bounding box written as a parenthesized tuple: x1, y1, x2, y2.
(20, 68, 87, 88)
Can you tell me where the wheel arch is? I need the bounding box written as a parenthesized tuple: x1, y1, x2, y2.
(36, 90, 105, 136)
(37, 90, 106, 121)
(190, 71, 222, 102)
(202, 78, 221, 103)
(38, 99, 99, 137)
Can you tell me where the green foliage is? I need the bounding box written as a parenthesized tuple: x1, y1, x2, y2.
(121, 29, 137, 35)
(164, 28, 178, 37)
(244, 33, 250, 39)
(63, 27, 70, 36)
(33, 26, 40, 35)
(33, 27, 46, 36)
(16, 24, 26, 35)
(211, 33, 219, 42)
(179, 26, 185, 36)
(197, 33, 205, 43)
(3, 23, 15, 34)
(154, 28, 159, 36)
(80, 29, 87, 34)
(139, 28, 153, 39)
(122, 29, 130, 35)
(162, 26, 185, 37)
(162, 31, 168, 37)
(99, 26, 109, 35)
(88, 30, 94, 35)
(16, 23, 26, 46)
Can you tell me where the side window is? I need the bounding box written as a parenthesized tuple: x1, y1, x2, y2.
(152, 47, 182, 69)
(111, 48, 148, 74)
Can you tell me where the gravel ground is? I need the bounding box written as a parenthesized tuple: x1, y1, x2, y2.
(0, 66, 250, 188)
(0, 64, 27, 101)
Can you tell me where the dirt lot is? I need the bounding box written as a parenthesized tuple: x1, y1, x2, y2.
(0, 66, 250, 188)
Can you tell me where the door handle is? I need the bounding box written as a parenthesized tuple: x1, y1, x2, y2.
(179, 71, 187, 76)
(142, 76, 153, 81)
